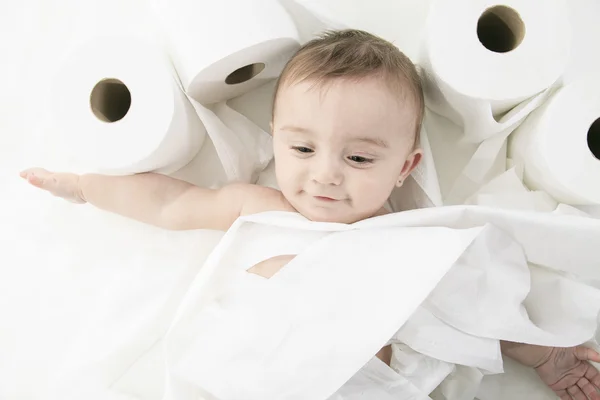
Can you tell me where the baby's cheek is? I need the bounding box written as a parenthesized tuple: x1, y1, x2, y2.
(352, 178, 394, 209)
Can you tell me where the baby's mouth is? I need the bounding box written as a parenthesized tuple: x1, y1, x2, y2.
(313, 195, 345, 203)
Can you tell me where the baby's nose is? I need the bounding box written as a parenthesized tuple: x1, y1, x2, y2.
(312, 157, 344, 186)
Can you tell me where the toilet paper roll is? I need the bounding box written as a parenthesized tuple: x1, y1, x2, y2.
(51, 35, 206, 175)
(421, 0, 571, 143)
(154, 0, 300, 104)
(508, 80, 600, 205)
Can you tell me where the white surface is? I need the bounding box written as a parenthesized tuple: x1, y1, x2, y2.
(2, 0, 600, 399)
(508, 80, 600, 205)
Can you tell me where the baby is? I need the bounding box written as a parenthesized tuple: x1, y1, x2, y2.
(21, 29, 600, 398)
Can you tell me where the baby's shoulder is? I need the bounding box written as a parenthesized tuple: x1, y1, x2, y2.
(229, 183, 295, 216)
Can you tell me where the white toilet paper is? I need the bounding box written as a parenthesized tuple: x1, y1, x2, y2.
(154, 0, 300, 104)
(421, 0, 571, 143)
(51, 35, 206, 175)
(508, 80, 600, 205)
(189, 100, 274, 183)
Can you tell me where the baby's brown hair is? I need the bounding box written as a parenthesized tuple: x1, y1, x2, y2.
(272, 29, 424, 146)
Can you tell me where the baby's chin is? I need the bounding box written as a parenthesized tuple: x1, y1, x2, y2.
(299, 206, 364, 225)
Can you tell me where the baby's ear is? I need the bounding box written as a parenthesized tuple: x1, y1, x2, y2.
(396, 148, 423, 187)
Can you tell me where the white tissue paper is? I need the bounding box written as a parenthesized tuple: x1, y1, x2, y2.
(420, 0, 571, 144)
(50, 35, 206, 175)
(160, 207, 600, 400)
(431, 366, 485, 400)
(464, 168, 558, 212)
(441, 83, 559, 205)
(392, 307, 504, 374)
(390, 343, 457, 393)
(508, 79, 600, 205)
(329, 357, 433, 400)
(189, 101, 274, 183)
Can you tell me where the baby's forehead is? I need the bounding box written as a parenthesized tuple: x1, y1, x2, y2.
(275, 78, 417, 140)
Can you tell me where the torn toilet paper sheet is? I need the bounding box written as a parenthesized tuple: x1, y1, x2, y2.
(161, 207, 600, 400)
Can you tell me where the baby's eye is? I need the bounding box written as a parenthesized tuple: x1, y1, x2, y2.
(348, 155, 374, 164)
(292, 146, 314, 154)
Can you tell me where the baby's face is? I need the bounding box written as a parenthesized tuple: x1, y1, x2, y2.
(272, 77, 421, 224)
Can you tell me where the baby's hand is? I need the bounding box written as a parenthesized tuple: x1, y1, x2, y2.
(535, 346, 600, 400)
(20, 168, 86, 204)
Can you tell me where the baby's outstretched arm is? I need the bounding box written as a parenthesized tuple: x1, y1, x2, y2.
(20, 168, 286, 231)
(501, 340, 600, 399)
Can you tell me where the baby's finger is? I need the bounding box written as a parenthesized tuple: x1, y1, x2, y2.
(576, 347, 600, 363)
(556, 390, 572, 400)
(577, 377, 600, 400)
(586, 366, 600, 390)
(20, 167, 48, 178)
(568, 384, 588, 400)
(27, 174, 46, 188)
